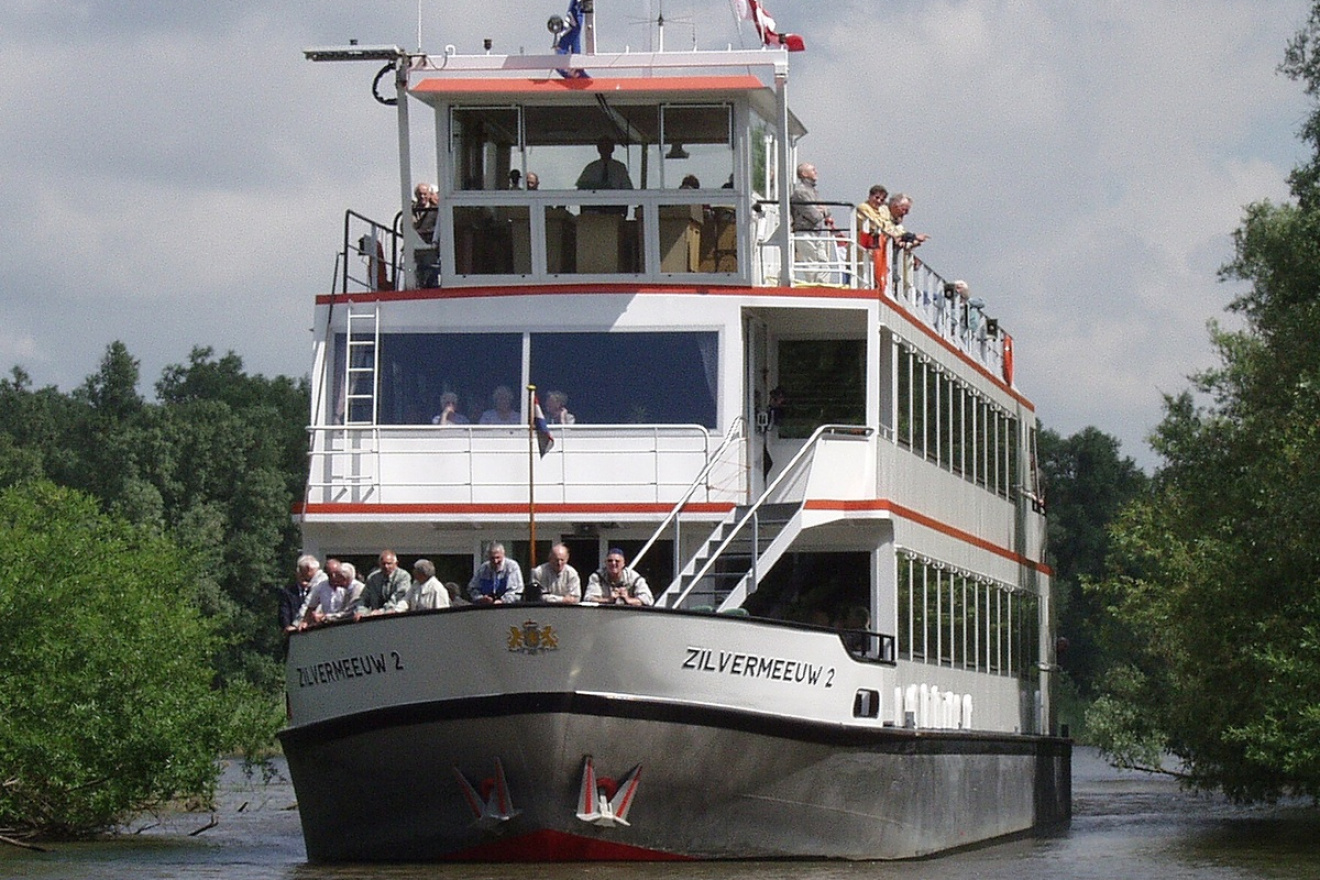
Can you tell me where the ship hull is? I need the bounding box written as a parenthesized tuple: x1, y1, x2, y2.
(279, 606, 1070, 861)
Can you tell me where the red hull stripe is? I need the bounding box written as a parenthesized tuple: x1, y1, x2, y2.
(444, 828, 694, 862)
(413, 75, 765, 97)
(803, 498, 1052, 575)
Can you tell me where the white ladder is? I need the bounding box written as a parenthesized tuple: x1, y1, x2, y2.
(344, 305, 380, 425)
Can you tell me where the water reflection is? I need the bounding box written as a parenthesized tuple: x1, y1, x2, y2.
(4, 749, 1320, 880)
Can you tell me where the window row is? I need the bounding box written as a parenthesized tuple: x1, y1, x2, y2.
(449, 104, 746, 195)
(895, 342, 1019, 498)
(896, 554, 1039, 679)
(332, 330, 719, 428)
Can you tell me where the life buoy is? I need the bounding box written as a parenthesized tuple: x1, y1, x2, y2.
(1002, 333, 1014, 385)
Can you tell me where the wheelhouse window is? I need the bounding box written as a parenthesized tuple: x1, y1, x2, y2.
(441, 101, 739, 279)
(451, 107, 521, 191)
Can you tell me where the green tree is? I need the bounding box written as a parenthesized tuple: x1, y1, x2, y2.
(1085, 4, 1320, 799)
(1038, 426, 1147, 708)
(0, 344, 310, 693)
(0, 481, 280, 836)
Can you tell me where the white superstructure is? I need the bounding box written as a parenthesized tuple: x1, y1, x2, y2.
(283, 12, 1066, 861)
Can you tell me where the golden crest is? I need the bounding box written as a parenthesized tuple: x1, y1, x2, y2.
(508, 620, 559, 654)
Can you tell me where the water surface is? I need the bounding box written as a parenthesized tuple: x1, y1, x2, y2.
(4, 749, 1319, 880)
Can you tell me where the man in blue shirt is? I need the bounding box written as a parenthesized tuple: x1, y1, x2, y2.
(468, 541, 524, 604)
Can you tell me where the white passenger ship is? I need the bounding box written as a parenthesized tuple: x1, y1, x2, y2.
(281, 3, 1070, 862)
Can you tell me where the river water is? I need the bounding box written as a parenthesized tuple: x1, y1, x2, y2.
(3, 748, 1319, 880)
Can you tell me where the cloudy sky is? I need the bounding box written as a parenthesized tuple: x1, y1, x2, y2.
(1, 1, 1312, 469)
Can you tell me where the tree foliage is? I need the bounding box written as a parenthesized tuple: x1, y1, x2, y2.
(0, 481, 281, 836)
(1085, 4, 1320, 799)
(1038, 426, 1147, 702)
(0, 345, 310, 691)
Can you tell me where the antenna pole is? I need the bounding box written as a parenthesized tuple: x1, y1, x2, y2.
(583, 0, 596, 54)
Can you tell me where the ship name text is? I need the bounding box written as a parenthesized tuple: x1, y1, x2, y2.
(682, 646, 834, 688)
(297, 651, 404, 688)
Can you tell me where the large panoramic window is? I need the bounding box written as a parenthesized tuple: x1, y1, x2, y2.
(530, 331, 718, 427)
(334, 332, 523, 425)
(331, 330, 718, 427)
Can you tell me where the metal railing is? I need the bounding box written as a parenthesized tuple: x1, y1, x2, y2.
(662, 423, 873, 611)
(630, 417, 748, 576)
(304, 423, 743, 507)
(754, 201, 1012, 384)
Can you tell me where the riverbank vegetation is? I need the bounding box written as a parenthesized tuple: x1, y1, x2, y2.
(0, 346, 302, 836)
(0, 481, 282, 838)
(1084, 4, 1320, 800)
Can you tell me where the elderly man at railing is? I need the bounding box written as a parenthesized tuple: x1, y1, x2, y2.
(790, 162, 836, 285)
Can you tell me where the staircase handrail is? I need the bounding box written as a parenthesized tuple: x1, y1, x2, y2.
(664, 423, 873, 609)
(630, 416, 747, 573)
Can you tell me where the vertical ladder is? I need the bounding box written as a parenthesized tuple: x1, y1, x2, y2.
(344, 306, 379, 425)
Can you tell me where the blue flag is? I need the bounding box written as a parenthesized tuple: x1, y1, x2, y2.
(532, 394, 555, 458)
(555, 0, 589, 79)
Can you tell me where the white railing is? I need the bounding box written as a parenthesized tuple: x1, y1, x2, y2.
(755, 206, 1012, 384)
(305, 423, 747, 508)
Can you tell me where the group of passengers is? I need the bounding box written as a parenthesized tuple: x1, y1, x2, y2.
(431, 387, 574, 427)
(790, 162, 985, 319)
(281, 543, 653, 632)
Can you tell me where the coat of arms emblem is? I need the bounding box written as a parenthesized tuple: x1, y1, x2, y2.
(508, 620, 559, 654)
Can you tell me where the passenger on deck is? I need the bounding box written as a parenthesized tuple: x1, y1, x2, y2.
(544, 390, 575, 425)
(530, 543, 582, 603)
(412, 182, 438, 240)
(679, 174, 701, 189)
(444, 581, 470, 606)
(334, 562, 365, 621)
(576, 138, 634, 191)
(280, 554, 326, 631)
(586, 548, 654, 606)
(291, 559, 362, 629)
(288, 557, 343, 631)
(468, 542, 524, 604)
(479, 386, 521, 425)
(359, 549, 411, 615)
(855, 184, 889, 246)
(412, 182, 440, 288)
(508, 169, 522, 189)
(526, 172, 540, 191)
(876, 193, 929, 250)
(401, 559, 451, 611)
(790, 162, 834, 284)
(433, 392, 470, 426)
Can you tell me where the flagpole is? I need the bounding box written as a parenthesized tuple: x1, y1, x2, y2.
(527, 384, 538, 570)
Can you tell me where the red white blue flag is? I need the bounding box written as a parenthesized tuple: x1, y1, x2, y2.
(532, 394, 555, 458)
(554, 0, 590, 79)
(735, 0, 805, 52)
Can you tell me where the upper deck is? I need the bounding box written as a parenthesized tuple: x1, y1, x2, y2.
(301, 38, 1039, 571)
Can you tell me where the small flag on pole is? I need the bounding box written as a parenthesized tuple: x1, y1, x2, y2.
(532, 393, 555, 458)
(735, 0, 805, 52)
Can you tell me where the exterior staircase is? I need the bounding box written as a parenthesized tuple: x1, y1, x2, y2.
(654, 424, 874, 612)
(657, 501, 804, 612)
